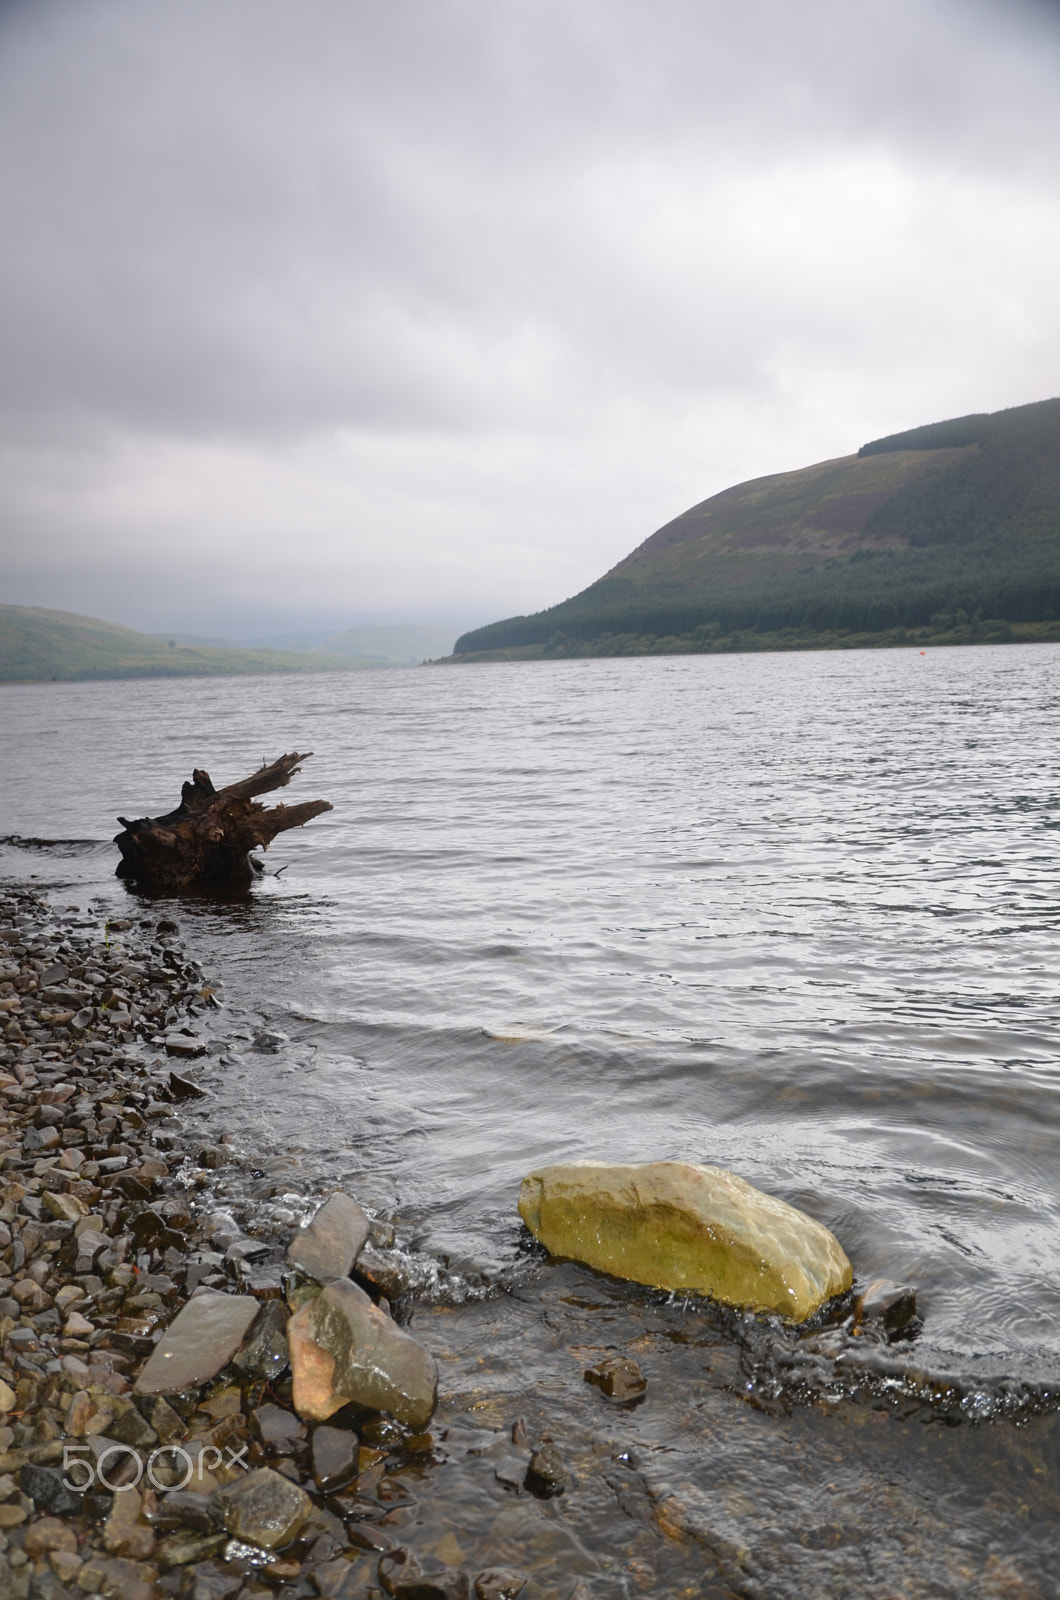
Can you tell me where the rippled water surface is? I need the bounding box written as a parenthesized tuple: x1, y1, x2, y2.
(5, 645, 1060, 1594)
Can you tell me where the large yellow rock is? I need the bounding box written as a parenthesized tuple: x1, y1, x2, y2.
(518, 1160, 852, 1321)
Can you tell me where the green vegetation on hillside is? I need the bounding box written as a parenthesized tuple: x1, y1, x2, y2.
(452, 397, 1060, 661)
(0, 606, 361, 683)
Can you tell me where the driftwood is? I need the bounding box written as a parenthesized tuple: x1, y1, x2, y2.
(114, 752, 333, 891)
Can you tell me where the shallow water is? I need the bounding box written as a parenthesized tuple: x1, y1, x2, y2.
(5, 644, 1060, 1592)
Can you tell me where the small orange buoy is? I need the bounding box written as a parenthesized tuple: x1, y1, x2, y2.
(920, 650, 926, 655)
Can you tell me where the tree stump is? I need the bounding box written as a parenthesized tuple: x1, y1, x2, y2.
(114, 752, 333, 891)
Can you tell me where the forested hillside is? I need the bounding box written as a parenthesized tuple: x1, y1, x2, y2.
(453, 398, 1060, 659)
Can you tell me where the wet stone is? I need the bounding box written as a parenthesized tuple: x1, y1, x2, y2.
(216, 1466, 312, 1550)
(361, 1416, 405, 1450)
(347, 1523, 398, 1553)
(135, 1290, 259, 1395)
(311, 1424, 359, 1492)
(165, 1035, 206, 1059)
(286, 1190, 371, 1284)
(584, 1355, 647, 1401)
(524, 1444, 567, 1498)
(855, 1278, 918, 1335)
(145, 1395, 186, 1443)
(161, 1489, 221, 1532)
(400, 1575, 473, 1600)
(378, 1547, 421, 1595)
(474, 1571, 529, 1600)
(107, 1403, 158, 1448)
(189, 1560, 244, 1599)
(168, 1071, 206, 1100)
(290, 1278, 437, 1428)
(19, 1462, 83, 1516)
(252, 1402, 305, 1447)
(155, 1528, 227, 1567)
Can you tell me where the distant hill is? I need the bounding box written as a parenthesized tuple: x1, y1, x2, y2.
(154, 622, 474, 663)
(0, 606, 364, 683)
(452, 397, 1060, 659)
(313, 622, 472, 662)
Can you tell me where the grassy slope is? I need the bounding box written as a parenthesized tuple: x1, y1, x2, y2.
(0, 606, 361, 682)
(453, 397, 1060, 659)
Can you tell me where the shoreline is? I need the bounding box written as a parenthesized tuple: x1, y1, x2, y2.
(4, 875, 1060, 1596)
(0, 883, 543, 1600)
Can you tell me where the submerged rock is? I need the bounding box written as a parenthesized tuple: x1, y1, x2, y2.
(855, 1277, 918, 1334)
(584, 1355, 647, 1401)
(518, 1160, 852, 1321)
(524, 1443, 567, 1498)
(289, 1278, 437, 1427)
(286, 1190, 371, 1284)
(312, 1423, 360, 1491)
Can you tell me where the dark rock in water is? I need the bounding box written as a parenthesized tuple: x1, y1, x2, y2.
(348, 1523, 398, 1552)
(252, 1029, 286, 1052)
(474, 1571, 529, 1600)
(378, 1548, 422, 1595)
(216, 1466, 311, 1549)
(524, 1443, 567, 1498)
(233, 1299, 289, 1380)
(135, 1289, 259, 1395)
(252, 1401, 305, 1447)
(399, 1573, 472, 1600)
(493, 1450, 531, 1491)
(168, 1070, 207, 1099)
(355, 1239, 410, 1301)
(361, 1416, 406, 1450)
(311, 1423, 359, 1492)
(855, 1278, 918, 1335)
(584, 1355, 647, 1401)
(286, 1190, 371, 1284)
(196, 1145, 228, 1169)
(20, 1461, 83, 1515)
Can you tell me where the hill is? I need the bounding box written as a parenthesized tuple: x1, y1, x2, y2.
(152, 622, 473, 663)
(452, 397, 1060, 660)
(0, 606, 364, 683)
(314, 622, 474, 663)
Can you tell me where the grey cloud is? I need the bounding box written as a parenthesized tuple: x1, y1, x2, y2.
(1, 0, 1058, 628)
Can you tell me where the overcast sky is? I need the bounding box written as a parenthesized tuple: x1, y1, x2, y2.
(2, 0, 1059, 637)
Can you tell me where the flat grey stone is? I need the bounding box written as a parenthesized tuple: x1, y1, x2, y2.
(165, 1034, 206, 1059)
(134, 1289, 259, 1395)
(285, 1191, 370, 1284)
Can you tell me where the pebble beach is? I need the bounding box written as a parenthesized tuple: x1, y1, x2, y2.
(0, 885, 549, 1600)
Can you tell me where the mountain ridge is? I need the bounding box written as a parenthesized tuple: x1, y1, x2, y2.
(452, 397, 1060, 660)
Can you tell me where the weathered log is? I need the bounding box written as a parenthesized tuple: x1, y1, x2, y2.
(114, 751, 333, 891)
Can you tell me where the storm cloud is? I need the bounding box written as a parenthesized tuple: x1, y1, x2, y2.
(2, 0, 1059, 634)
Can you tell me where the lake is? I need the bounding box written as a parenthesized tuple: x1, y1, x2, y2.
(4, 644, 1060, 1595)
